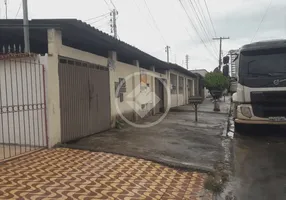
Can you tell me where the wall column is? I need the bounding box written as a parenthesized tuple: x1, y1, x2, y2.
(184, 77, 187, 104)
(46, 29, 62, 147)
(108, 51, 117, 127)
(176, 74, 179, 106)
(164, 70, 171, 111)
(132, 60, 140, 121)
(150, 66, 156, 115)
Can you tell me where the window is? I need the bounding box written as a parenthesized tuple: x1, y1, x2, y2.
(170, 74, 177, 94)
(240, 48, 286, 77)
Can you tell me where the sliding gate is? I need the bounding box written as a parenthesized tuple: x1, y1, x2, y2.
(59, 57, 111, 143)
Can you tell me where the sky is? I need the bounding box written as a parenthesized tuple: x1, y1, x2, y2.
(1, 0, 286, 71)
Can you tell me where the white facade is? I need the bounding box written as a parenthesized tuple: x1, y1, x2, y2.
(190, 69, 208, 98)
(16, 28, 200, 147)
(170, 70, 195, 107)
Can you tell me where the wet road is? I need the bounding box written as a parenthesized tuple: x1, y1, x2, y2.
(232, 125, 286, 200)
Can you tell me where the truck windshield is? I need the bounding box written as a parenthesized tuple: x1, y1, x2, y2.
(240, 48, 286, 77)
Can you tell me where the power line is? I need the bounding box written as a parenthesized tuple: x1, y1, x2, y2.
(142, 0, 167, 44)
(85, 12, 110, 22)
(89, 16, 109, 25)
(195, 0, 218, 53)
(251, 0, 273, 43)
(190, 0, 218, 54)
(132, 0, 155, 32)
(103, 0, 112, 10)
(184, 0, 217, 58)
(195, 0, 212, 35)
(109, 0, 117, 10)
(89, 15, 109, 25)
(203, 0, 217, 37)
(179, 0, 217, 61)
(15, 2, 22, 18)
(186, 0, 215, 51)
(95, 21, 110, 29)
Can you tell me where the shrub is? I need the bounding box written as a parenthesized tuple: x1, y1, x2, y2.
(204, 72, 229, 91)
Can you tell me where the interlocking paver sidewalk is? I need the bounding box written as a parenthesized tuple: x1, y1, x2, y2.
(0, 148, 212, 200)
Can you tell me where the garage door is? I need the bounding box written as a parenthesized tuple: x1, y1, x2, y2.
(59, 57, 110, 143)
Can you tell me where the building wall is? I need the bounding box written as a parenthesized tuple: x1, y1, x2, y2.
(46, 29, 172, 147)
(112, 60, 140, 121)
(44, 28, 199, 147)
(169, 70, 196, 107)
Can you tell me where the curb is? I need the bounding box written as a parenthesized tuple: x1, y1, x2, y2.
(57, 143, 214, 174)
(170, 109, 229, 115)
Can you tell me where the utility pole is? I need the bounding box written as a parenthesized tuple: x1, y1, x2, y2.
(186, 55, 189, 70)
(213, 37, 230, 70)
(110, 9, 118, 39)
(23, 0, 30, 53)
(165, 46, 170, 63)
(4, 0, 8, 19)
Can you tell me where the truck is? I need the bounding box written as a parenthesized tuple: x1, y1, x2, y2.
(229, 77, 237, 95)
(232, 39, 286, 129)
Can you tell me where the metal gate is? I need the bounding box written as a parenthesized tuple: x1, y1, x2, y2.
(0, 54, 47, 161)
(59, 57, 111, 143)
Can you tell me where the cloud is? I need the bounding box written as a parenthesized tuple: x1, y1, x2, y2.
(2, 0, 286, 72)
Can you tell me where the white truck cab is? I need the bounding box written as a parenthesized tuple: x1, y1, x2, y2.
(233, 39, 286, 127)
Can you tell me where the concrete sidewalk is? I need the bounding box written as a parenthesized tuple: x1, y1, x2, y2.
(170, 97, 230, 114)
(66, 97, 230, 172)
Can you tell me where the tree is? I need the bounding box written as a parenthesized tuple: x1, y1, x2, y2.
(204, 72, 229, 100)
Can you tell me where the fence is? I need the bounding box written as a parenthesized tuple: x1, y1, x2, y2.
(0, 53, 47, 161)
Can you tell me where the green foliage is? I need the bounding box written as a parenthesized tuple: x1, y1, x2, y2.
(204, 72, 229, 91)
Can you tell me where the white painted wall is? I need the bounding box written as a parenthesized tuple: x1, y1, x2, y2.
(0, 56, 47, 147)
(59, 44, 167, 123)
(169, 70, 196, 107)
(112, 60, 140, 120)
(43, 28, 199, 147)
(60, 45, 107, 66)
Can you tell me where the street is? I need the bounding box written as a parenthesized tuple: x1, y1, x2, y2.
(226, 125, 286, 200)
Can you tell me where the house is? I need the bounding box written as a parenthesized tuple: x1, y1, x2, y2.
(0, 19, 201, 152)
(190, 69, 208, 77)
(190, 69, 209, 98)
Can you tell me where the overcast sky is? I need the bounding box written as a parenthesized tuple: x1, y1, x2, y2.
(1, 0, 285, 71)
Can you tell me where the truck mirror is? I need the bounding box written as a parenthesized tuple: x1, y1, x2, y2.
(223, 56, 230, 64)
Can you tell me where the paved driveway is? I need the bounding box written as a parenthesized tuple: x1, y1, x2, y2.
(68, 109, 228, 172)
(0, 148, 211, 200)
